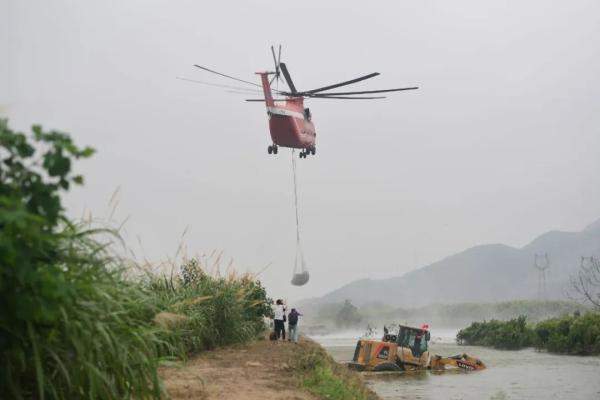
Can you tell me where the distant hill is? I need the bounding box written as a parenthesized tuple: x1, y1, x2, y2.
(302, 218, 600, 308)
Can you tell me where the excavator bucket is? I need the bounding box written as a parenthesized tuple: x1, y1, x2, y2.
(429, 353, 486, 371)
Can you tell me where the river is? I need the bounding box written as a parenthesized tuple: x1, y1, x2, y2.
(310, 330, 600, 400)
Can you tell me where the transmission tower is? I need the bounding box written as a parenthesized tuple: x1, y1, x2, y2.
(533, 253, 550, 299)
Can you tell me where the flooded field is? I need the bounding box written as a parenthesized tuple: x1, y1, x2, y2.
(311, 332, 600, 400)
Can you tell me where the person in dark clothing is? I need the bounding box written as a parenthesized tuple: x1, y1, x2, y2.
(287, 308, 302, 343)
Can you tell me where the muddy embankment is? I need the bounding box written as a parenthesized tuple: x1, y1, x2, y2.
(160, 336, 379, 400)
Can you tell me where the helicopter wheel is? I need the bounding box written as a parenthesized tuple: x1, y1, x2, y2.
(311, 148, 316, 155)
(268, 145, 273, 154)
(273, 145, 278, 154)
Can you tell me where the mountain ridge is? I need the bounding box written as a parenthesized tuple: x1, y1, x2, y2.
(303, 219, 600, 308)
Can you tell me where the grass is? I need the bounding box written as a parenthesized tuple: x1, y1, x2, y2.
(148, 257, 273, 358)
(0, 120, 274, 399)
(303, 365, 368, 400)
(2, 249, 272, 400)
(292, 341, 377, 400)
(1, 227, 166, 399)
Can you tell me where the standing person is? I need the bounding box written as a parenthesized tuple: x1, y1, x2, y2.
(273, 299, 285, 340)
(287, 308, 302, 343)
(281, 300, 287, 341)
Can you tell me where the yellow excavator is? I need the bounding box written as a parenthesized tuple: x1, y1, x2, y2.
(348, 324, 485, 372)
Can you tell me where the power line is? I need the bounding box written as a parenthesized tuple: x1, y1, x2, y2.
(533, 253, 550, 299)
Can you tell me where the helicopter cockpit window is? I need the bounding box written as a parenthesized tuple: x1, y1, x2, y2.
(304, 108, 311, 121)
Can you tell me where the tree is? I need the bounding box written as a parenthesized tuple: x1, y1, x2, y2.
(571, 256, 600, 310)
(0, 119, 95, 340)
(335, 299, 362, 328)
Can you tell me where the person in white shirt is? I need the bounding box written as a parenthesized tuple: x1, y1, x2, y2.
(273, 299, 286, 340)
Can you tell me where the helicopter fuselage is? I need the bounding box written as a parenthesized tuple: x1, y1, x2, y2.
(258, 72, 316, 157)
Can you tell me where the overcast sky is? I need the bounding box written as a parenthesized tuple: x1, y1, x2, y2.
(3, 0, 600, 301)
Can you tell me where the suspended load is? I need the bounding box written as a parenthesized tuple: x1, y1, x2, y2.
(291, 243, 309, 286)
(291, 271, 309, 286)
(290, 151, 309, 286)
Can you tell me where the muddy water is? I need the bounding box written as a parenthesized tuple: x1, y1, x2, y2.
(311, 333, 600, 400)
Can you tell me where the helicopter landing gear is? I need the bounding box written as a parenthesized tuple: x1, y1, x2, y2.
(299, 147, 315, 158)
(268, 144, 278, 155)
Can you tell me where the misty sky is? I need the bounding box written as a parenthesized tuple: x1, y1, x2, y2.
(3, 0, 600, 301)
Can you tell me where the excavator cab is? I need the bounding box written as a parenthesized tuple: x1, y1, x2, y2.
(397, 325, 430, 357)
(394, 325, 431, 370)
(349, 325, 431, 371)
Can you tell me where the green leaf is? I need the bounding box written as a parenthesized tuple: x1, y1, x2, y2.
(79, 147, 96, 158)
(27, 322, 45, 400)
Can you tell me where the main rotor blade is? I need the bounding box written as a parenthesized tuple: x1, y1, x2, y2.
(309, 95, 386, 100)
(308, 87, 419, 96)
(177, 77, 261, 93)
(245, 94, 386, 101)
(279, 63, 297, 94)
(271, 45, 279, 75)
(301, 72, 380, 95)
(194, 64, 262, 88)
(245, 98, 289, 102)
(277, 45, 282, 67)
(226, 90, 264, 95)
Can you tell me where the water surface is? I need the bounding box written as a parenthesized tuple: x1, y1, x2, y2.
(310, 331, 600, 400)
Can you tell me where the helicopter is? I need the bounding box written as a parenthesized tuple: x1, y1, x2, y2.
(184, 46, 418, 158)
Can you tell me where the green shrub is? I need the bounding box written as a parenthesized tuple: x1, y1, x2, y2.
(149, 259, 272, 357)
(335, 300, 363, 328)
(0, 120, 165, 399)
(456, 315, 533, 349)
(458, 312, 600, 355)
(534, 313, 600, 355)
(0, 120, 273, 399)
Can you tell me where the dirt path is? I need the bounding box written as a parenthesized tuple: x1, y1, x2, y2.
(160, 338, 320, 400)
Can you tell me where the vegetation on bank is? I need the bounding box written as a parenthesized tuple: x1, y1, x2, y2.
(292, 340, 377, 400)
(0, 120, 272, 399)
(334, 300, 363, 328)
(456, 316, 533, 350)
(456, 312, 600, 355)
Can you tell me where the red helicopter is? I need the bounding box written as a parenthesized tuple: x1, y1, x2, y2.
(184, 46, 418, 158)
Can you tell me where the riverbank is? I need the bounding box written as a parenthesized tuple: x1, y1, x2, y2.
(160, 336, 380, 400)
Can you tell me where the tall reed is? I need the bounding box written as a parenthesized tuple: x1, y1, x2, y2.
(0, 120, 272, 399)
